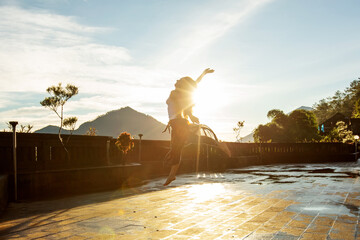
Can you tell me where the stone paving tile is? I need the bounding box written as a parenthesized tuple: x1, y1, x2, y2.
(0, 162, 359, 239)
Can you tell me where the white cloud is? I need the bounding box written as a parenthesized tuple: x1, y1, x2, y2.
(160, 0, 273, 67)
(0, 106, 58, 131)
(0, 5, 178, 130)
(0, 5, 179, 92)
(0, 5, 103, 36)
(0, 2, 274, 140)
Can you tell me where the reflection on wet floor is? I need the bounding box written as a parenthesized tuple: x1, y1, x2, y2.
(1, 161, 359, 239)
(139, 161, 360, 237)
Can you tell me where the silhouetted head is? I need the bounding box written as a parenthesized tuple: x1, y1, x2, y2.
(175, 77, 197, 91)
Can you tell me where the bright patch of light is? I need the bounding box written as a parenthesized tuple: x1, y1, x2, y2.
(193, 78, 229, 121)
(186, 183, 226, 203)
(303, 206, 328, 211)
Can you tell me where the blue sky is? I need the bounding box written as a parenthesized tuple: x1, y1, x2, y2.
(0, 0, 359, 141)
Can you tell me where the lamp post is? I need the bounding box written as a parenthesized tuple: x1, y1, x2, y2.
(9, 121, 18, 201)
(138, 134, 143, 162)
(354, 135, 359, 160)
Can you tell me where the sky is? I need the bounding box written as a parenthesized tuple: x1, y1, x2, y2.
(0, 0, 359, 141)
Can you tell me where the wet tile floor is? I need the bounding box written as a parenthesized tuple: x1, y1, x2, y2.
(0, 161, 360, 239)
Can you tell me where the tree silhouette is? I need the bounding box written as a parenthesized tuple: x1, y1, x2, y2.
(40, 83, 79, 159)
(233, 121, 245, 142)
(254, 109, 319, 143)
(313, 77, 360, 123)
(19, 124, 33, 133)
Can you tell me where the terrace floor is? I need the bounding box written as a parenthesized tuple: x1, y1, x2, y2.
(0, 161, 360, 239)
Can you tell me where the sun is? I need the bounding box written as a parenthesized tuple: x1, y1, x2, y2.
(193, 79, 227, 121)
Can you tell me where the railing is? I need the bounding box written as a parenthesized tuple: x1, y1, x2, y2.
(224, 142, 354, 157)
(0, 132, 355, 174)
(0, 132, 170, 174)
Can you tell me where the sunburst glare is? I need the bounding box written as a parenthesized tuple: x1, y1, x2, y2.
(193, 78, 228, 121)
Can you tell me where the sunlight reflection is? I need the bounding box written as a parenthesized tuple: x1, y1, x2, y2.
(197, 173, 221, 179)
(186, 183, 226, 203)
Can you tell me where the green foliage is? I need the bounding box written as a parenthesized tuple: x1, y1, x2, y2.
(254, 109, 320, 143)
(321, 121, 354, 143)
(352, 98, 360, 118)
(40, 83, 78, 134)
(40, 83, 78, 116)
(321, 128, 342, 143)
(288, 110, 319, 142)
(313, 77, 360, 123)
(253, 123, 280, 143)
(267, 109, 285, 120)
(63, 117, 78, 131)
(233, 120, 245, 142)
(336, 121, 354, 143)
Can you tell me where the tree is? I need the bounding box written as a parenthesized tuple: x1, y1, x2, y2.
(6, 122, 12, 132)
(344, 78, 360, 116)
(313, 99, 332, 124)
(19, 124, 33, 133)
(40, 83, 79, 158)
(254, 109, 290, 142)
(336, 121, 354, 143)
(233, 121, 245, 142)
(313, 77, 360, 123)
(352, 98, 360, 118)
(321, 128, 342, 143)
(253, 109, 320, 143)
(321, 121, 354, 143)
(5, 122, 33, 133)
(253, 123, 281, 143)
(288, 110, 319, 142)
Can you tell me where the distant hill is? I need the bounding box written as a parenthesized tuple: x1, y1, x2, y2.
(35, 125, 71, 135)
(242, 106, 313, 142)
(35, 107, 170, 140)
(292, 106, 313, 112)
(241, 133, 254, 143)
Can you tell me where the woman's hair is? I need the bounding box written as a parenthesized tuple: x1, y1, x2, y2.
(176, 77, 197, 91)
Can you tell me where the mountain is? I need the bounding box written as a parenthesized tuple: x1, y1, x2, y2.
(35, 107, 170, 140)
(35, 125, 71, 135)
(293, 106, 314, 112)
(241, 133, 254, 143)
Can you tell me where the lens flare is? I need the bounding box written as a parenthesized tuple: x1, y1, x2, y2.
(193, 79, 228, 120)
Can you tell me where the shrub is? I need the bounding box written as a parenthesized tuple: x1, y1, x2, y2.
(115, 132, 134, 154)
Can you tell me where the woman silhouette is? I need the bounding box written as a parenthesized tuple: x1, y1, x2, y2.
(163, 68, 214, 186)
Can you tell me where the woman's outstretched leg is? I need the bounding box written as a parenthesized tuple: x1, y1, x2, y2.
(163, 164, 179, 186)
